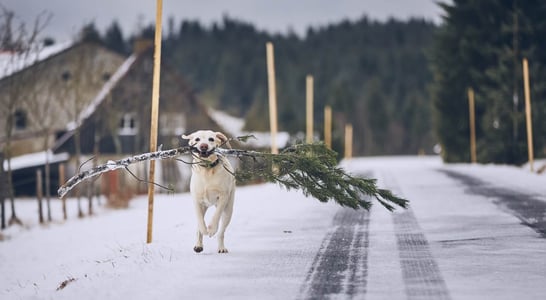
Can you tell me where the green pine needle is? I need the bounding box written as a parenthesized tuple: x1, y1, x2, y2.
(233, 143, 408, 211)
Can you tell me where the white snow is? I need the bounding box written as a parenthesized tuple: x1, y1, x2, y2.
(105, 160, 117, 170)
(3, 151, 69, 171)
(0, 183, 338, 300)
(1, 155, 545, 299)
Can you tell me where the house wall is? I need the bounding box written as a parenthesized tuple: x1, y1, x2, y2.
(0, 42, 125, 156)
(69, 49, 224, 155)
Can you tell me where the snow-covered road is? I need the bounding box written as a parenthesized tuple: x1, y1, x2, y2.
(1, 156, 545, 299)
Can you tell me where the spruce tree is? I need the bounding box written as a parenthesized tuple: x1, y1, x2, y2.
(104, 21, 127, 55)
(431, 0, 546, 164)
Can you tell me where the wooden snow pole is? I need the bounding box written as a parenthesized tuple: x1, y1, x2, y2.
(467, 88, 477, 163)
(147, 0, 163, 244)
(59, 163, 67, 220)
(306, 75, 314, 143)
(266, 42, 279, 154)
(344, 124, 353, 160)
(522, 58, 534, 172)
(324, 105, 332, 149)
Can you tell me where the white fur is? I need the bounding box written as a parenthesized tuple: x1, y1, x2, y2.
(182, 130, 235, 253)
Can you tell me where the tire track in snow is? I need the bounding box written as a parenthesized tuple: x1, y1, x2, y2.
(299, 207, 370, 299)
(392, 209, 451, 300)
(383, 172, 452, 300)
(441, 169, 546, 238)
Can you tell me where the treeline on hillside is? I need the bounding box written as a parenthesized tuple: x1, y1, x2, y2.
(88, 16, 438, 156)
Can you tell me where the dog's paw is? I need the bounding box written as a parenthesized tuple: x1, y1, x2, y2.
(193, 246, 204, 253)
(207, 224, 218, 237)
(218, 248, 229, 254)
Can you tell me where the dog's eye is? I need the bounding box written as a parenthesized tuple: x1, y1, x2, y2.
(195, 138, 200, 142)
(208, 137, 215, 142)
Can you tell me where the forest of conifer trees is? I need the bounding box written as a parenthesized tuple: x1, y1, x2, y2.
(98, 15, 437, 157)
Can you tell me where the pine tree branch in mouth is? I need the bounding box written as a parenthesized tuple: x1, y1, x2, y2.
(57, 140, 408, 211)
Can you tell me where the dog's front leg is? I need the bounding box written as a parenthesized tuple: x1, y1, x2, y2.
(194, 202, 208, 235)
(194, 230, 204, 253)
(194, 203, 208, 253)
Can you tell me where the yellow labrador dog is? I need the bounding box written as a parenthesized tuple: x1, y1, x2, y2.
(182, 130, 235, 253)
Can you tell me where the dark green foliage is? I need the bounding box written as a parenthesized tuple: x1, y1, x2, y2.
(93, 16, 436, 156)
(229, 143, 408, 211)
(431, 0, 546, 164)
(103, 21, 128, 55)
(80, 23, 101, 43)
(162, 16, 437, 156)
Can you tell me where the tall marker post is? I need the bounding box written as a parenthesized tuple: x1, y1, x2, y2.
(467, 88, 477, 163)
(522, 58, 534, 172)
(324, 105, 332, 149)
(147, 0, 163, 243)
(344, 124, 353, 160)
(266, 42, 279, 154)
(306, 75, 314, 144)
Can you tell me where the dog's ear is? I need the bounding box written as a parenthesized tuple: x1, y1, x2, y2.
(181, 133, 194, 146)
(216, 132, 232, 149)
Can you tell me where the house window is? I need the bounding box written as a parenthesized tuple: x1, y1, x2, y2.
(118, 113, 138, 135)
(159, 112, 186, 136)
(61, 70, 71, 81)
(14, 109, 27, 130)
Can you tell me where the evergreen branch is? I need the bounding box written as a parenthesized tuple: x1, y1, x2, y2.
(222, 143, 408, 211)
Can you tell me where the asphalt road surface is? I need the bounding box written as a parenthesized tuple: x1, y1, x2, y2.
(297, 159, 546, 300)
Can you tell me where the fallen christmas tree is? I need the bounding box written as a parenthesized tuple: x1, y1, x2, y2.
(58, 139, 408, 211)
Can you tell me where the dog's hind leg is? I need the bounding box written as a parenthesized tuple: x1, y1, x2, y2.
(217, 198, 234, 253)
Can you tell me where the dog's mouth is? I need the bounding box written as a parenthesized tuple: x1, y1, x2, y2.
(199, 150, 212, 158)
(192, 147, 215, 158)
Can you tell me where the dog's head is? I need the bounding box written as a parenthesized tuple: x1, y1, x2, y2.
(182, 130, 231, 159)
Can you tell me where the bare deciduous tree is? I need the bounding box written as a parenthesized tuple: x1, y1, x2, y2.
(0, 4, 51, 227)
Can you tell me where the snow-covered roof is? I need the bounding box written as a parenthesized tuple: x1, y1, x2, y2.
(3, 151, 69, 171)
(207, 108, 290, 149)
(66, 54, 138, 131)
(0, 40, 74, 81)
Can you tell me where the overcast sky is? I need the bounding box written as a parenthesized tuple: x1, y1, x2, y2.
(3, 0, 446, 42)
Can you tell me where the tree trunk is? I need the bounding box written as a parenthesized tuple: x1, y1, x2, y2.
(44, 132, 52, 222)
(5, 141, 22, 226)
(36, 169, 44, 224)
(74, 129, 84, 218)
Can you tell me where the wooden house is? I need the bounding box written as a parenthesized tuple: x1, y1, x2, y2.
(1, 40, 224, 196)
